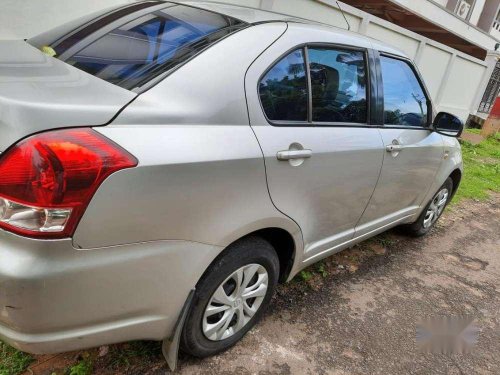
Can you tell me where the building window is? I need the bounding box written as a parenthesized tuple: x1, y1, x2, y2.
(479, 61, 500, 113)
(455, 0, 475, 21)
(493, 9, 500, 32)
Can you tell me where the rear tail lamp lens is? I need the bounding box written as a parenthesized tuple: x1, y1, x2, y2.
(0, 128, 137, 238)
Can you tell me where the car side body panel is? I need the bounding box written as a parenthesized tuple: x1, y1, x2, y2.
(77, 124, 302, 250)
(356, 128, 445, 234)
(416, 135, 463, 218)
(244, 23, 385, 268)
(73, 23, 304, 252)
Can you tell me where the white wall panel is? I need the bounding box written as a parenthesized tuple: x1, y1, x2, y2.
(366, 23, 420, 59)
(470, 0, 486, 26)
(417, 45, 453, 99)
(205, 0, 262, 8)
(439, 56, 487, 118)
(0, 0, 132, 40)
(433, 0, 448, 6)
(269, 0, 362, 31)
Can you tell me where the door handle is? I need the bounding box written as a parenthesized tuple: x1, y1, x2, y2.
(385, 144, 404, 152)
(277, 149, 313, 161)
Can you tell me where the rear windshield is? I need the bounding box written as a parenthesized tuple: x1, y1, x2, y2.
(28, 2, 246, 90)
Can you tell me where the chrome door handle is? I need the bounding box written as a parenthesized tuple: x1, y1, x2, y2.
(277, 149, 313, 161)
(386, 144, 404, 152)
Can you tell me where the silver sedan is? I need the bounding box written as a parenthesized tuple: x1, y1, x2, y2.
(0, 0, 463, 369)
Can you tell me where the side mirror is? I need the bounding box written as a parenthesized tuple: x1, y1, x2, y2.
(433, 112, 464, 138)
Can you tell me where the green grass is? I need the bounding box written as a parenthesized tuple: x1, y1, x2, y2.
(102, 341, 161, 370)
(0, 341, 33, 375)
(318, 262, 328, 278)
(465, 128, 482, 134)
(454, 131, 500, 203)
(298, 270, 314, 282)
(67, 358, 93, 375)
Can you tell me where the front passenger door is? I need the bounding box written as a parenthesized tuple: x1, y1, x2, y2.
(356, 54, 444, 236)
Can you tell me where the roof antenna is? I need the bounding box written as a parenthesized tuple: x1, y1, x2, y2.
(336, 1, 351, 31)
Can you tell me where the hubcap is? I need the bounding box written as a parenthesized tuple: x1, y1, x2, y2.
(423, 188, 449, 229)
(203, 264, 268, 341)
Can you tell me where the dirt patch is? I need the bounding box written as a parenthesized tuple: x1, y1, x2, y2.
(460, 132, 484, 145)
(173, 194, 500, 375)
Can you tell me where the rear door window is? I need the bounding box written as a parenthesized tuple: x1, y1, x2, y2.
(258, 46, 368, 125)
(29, 3, 246, 90)
(308, 47, 367, 123)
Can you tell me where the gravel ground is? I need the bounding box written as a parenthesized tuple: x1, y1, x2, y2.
(176, 195, 500, 375)
(25, 194, 500, 374)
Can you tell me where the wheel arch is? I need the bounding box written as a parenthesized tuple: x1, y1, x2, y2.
(202, 223, 302, 286)
(246, 227, 296, 283)
(449, 168, 462, 200)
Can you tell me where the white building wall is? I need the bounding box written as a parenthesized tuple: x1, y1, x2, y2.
(0, 0, 497, 121)
(470, 0, 486, 26)
(249, 0, 494, 120)
(0, 0, 133, 40)
(433, 0, 448, 7)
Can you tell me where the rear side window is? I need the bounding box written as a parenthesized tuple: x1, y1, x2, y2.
(308, 48, 367, 123)
(29, 3, 246, 90)
(380, 56, 428, 127)
(258, 46, 368, 124)
(259, 49, 308, 122)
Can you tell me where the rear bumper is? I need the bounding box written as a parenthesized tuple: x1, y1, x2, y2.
(0, 229, 221, 354)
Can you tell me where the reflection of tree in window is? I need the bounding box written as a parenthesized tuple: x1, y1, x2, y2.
(288, 63, 304, 77)
(381, 56, 428, 127)
(61, 5, 246, 89)
(412, 92, 425, 119)
(259, 50, 308, 121)
(308, 48, 367, 123)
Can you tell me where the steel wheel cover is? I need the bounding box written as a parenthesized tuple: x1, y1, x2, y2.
(423, 188, 449, 229)
(202, 264, 268, 341)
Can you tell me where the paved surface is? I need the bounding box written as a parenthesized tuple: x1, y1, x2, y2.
(176, 195, 500, 375)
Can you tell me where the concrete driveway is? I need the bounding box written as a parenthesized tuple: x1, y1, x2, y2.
(175, 195, 500, 375)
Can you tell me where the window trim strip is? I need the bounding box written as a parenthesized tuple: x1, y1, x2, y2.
(304, 45, 313, 123)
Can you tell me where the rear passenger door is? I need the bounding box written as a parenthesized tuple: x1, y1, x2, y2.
(245, 33, 384, 262)
(356, 53, 444, 236)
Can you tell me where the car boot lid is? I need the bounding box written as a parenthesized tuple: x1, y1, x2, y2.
(0, 40, 136, 152)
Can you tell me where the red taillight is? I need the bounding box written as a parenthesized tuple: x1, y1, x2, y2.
(0, 128, 137, 238)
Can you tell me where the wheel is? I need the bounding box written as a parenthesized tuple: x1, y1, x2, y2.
(402, 178, 453, 237)
(180, 236, 279, 358)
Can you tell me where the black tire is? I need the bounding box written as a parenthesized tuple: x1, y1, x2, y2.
(180, 236, 279, 358)
(402, 177, 453, 237)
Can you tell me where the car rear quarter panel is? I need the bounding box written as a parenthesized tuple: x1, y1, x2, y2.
(73, 23, 303, 254)
(0, 231, 220, 341)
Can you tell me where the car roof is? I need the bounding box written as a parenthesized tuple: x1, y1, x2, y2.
(177, 0, 409, 59)
(178, 1, 308, 23)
